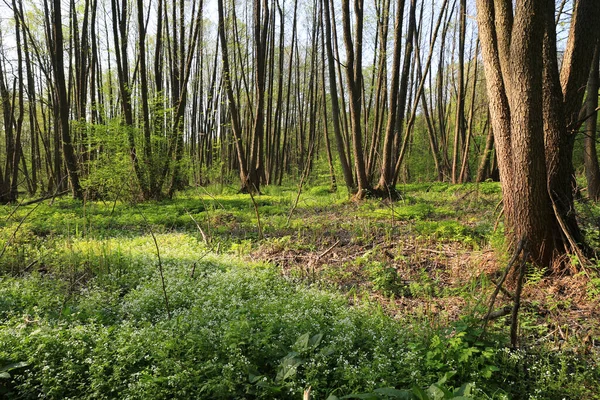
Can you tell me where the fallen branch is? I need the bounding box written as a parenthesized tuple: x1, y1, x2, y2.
(317, 240, 340, 260)
(21, 190, 70, 207)
(486, 305, 512, 321)
(511, 249, 529, 348)
(186, 209, 209, 244)
(550, 194, 589, 273)
(481, 238, 525, 332)
(248, 189, 264, 240)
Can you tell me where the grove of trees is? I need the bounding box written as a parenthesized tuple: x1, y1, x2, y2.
(0, 0, 599, 266)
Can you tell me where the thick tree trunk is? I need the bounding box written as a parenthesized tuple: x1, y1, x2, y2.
(136, 0, 155, 198)
(247, 0, 269, 194)
(476, 0, 600, 266)
(111, 0, 145, 197)
(0, 34, 15, 203)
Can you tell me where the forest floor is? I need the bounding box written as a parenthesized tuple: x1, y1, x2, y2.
(251, 183, 600, 351)
(1, 181, 600, 399)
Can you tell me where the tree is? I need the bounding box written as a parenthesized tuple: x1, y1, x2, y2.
(376, 0, 406, 194)
(583, 41, 600, 201)
(218, 0, 252, 193)
(323, 0, 354, 191)
(475, 0, 600, 266)
(341, 0, 371, 198)
(49, 0, 83, 200)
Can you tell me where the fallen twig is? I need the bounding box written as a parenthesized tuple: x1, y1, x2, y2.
(186, 209, 209, 244)
(248, 189, 264, 240)
(20, 190, 69, 206)
(550, 194, 589, 273)
(481, 238, 525, 333)
(317, 240, 340, 260)
(511, 249, 529, 348)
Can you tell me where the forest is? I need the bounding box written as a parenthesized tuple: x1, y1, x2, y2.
(1, 0, 600, 398)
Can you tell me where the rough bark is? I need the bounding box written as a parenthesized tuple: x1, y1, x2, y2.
(323, 0, 354, 191)
(376, 0, 405, 194)
(217, 0, 251, 191)
(476, 0, 600, 266)
(341, 0, 371, 198)
(51, 0, 82, 200)
(583, 42, 600, 201)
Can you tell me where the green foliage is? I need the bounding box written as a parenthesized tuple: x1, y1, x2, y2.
(82, 120, 140, 201)
(414, 221, 476, 245)
(333, 372, 476, 400)
(1, 182, 598, 399)
(0, 253, 423, 399)
(365, 261, 408, 296)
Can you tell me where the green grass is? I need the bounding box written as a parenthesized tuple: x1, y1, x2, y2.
(1, 182, 599, 399)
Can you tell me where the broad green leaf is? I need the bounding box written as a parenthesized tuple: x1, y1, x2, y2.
(0, 361, 29, 373)
(374, 387, 414, 399)
(295, 332, 311, 351)
(276, 356, 302, 382)
(411, 385, 428, 400)
(340, 393, 381, 399)
(309, 333, 323, 348)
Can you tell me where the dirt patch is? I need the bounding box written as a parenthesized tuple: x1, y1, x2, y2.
(249, 204, 600, 352)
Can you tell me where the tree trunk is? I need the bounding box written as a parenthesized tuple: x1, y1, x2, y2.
(451, 0, 466, 184)
(137, 0, 155, 198)
(376, 0, 405, 194)
(583, 42, 600, 201)
(323, 0, 354, 191)
(50, 0, 82, 200)
(475, 0, 600, 266)
(341, 0, 371, 198)
(217, 0, 251, 192)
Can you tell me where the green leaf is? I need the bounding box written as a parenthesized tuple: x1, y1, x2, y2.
(340, 393, 381, 399)
(426, 384, 448, 400)
(454, 382, 474, 397)
(0, 361, 29, 373)
(295, 333, 311, 351)
(309, 333, 323, 348)
(374, 387, 414, 399)
(436, 371, 456, 386)
(276, 356, 302, 382)
(411, 385, 428, 400)
(320, 345, 335, 357)
(248, 373, 263, 384)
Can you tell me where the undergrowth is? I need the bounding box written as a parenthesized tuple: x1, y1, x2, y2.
(1, 182, 599, 399)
